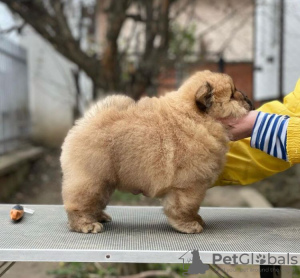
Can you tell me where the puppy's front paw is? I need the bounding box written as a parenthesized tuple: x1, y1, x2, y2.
(70, 222, 103, 234)
(196, 215, 205, 227)
(98, 211, 112, 223)
(171, 220, 204, 234)
(180, 221, 203, 234)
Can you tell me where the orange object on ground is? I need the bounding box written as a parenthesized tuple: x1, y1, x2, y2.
(10, 205, 24, 221)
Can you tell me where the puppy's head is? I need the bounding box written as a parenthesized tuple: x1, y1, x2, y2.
(178, 70, 253, 119)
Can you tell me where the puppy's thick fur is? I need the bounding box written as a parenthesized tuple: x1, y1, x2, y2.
(61, 70, 253, 234)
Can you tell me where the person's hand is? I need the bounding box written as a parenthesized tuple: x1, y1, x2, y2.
(218, 110, 259, 141)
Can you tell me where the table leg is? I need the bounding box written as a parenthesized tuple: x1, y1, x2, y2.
(260, 265, 292, 278)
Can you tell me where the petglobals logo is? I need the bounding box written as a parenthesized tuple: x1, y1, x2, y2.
(179, 250, 209, 275)
(212, 253, 299, 265)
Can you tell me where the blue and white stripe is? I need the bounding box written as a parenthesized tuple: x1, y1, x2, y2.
(250, 112, 290, 161)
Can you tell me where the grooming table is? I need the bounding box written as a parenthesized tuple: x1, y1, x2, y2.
(1, 205, 300, 277)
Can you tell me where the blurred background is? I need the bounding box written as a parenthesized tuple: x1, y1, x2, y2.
(0, 0, 300, 277)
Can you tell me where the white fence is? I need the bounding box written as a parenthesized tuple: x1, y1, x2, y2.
(0, 38, 29, 155)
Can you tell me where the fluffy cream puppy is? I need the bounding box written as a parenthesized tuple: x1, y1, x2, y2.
(61, 70, 253, 234)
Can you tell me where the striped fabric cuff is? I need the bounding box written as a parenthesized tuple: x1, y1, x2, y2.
(250, 112, 290, 161)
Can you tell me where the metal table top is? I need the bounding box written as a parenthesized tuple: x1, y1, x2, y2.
(1, 205, 300, 265)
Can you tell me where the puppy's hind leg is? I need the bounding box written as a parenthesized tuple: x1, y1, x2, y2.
(162, 185, 206, 234)
(63, 177, 115, 234)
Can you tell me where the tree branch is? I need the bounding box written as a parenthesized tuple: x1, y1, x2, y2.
(171, 0, 195, 20)
(52, 0, 74, 40)
(199, 1, 252, 37)
(219, 12, 252, 52)
(126, 13, 145, 22)
(0, 0, 101, 85)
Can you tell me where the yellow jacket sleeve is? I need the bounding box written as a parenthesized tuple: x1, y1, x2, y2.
(215, 79, 300, 186)
(287, 117, 300, 165)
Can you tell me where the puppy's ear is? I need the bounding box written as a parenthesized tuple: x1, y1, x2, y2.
(195, 82, 213, 111)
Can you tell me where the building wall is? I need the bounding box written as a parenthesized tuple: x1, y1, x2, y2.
(20, 27, 76, 147)
(0, 38, 29, 155)
(172, 0, 254, 62)
(20, 28, 75, 146)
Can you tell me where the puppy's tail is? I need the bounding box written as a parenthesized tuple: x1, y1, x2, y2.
(85, 95, 135, 119)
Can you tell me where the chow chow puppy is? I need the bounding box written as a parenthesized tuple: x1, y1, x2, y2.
(61, 70, 253, 234)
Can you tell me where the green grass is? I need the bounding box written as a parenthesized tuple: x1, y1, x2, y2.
(111, 190, 143, 204)
(293, 266, 300, 277)
(110, 190, 160, 206)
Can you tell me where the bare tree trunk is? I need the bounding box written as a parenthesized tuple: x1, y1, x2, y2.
(71, 68, 82, 121)
(102, 1, 131, 91)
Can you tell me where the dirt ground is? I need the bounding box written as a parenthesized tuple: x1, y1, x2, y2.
(3, 149, 259, 278)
